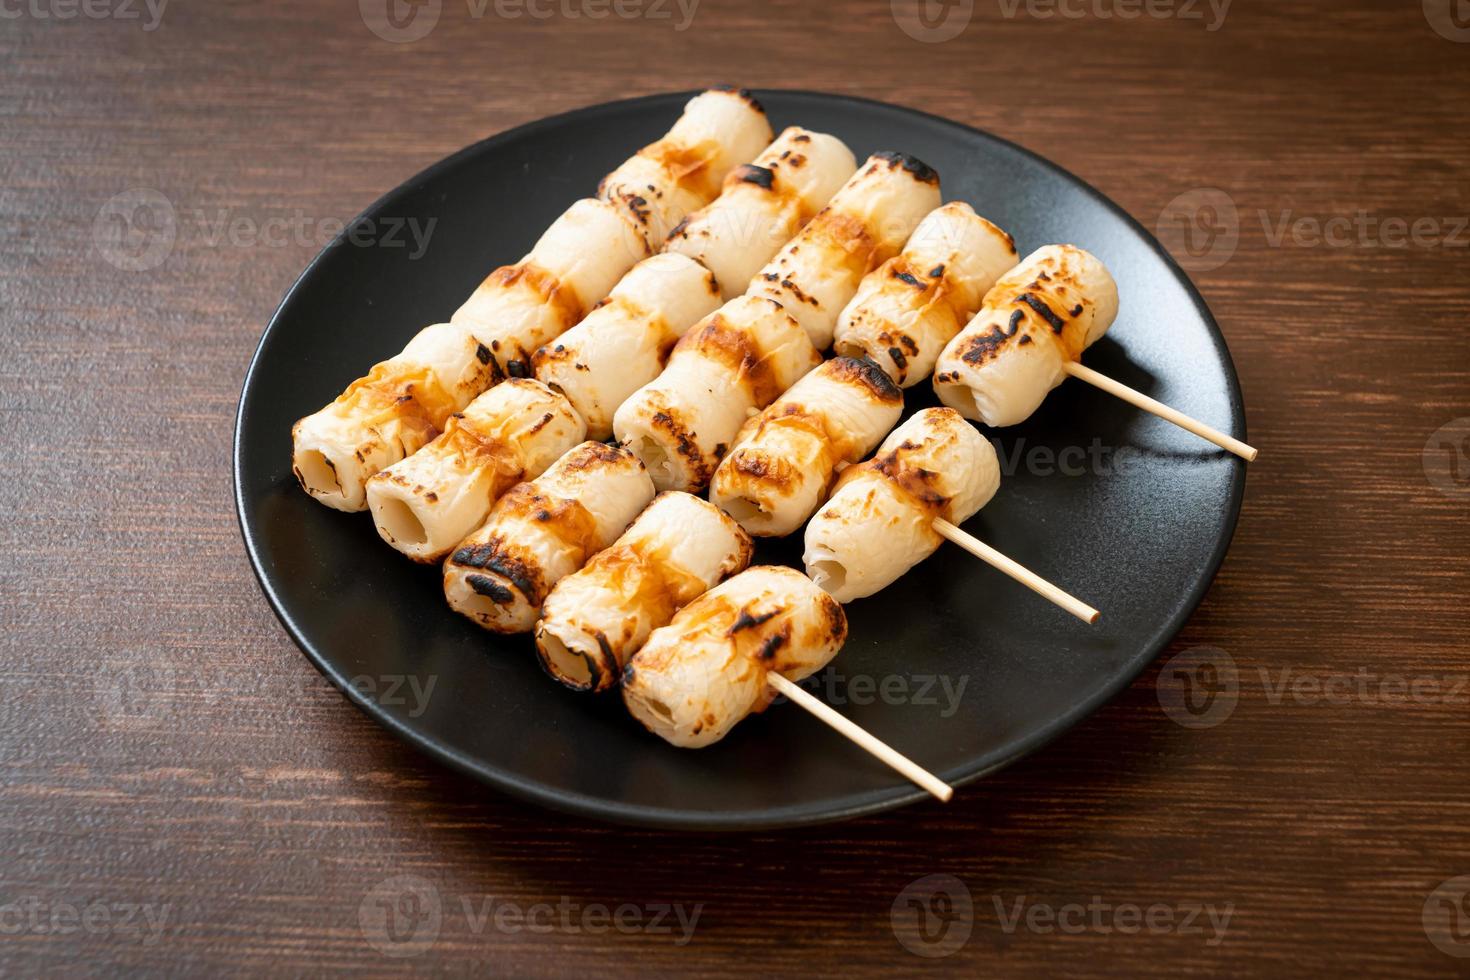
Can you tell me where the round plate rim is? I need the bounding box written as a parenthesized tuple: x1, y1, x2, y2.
(232, 88, 1248, 832)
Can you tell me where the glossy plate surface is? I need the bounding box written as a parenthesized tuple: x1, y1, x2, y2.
(234, 90, 1247, 830)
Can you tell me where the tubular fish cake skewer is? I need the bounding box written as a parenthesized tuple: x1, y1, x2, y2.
(932, 244, 1119, 427)
(612, 295, 822, 493)
(365, 379, 585, 562)
(452, 196, 653, 380)
(622, 565, 848, 749)
(834, 202, 1019, 387)
(532, 253, 721, 441)
(664, 126, 857, 300)
(599, 87, 774, 250)
(708, 356, 904, 537)
(803, 407, 999, 604)
(535, 491, 753, 693)
(291, 321, 504, 512)
(444, 442, 656, 634)
(745, 151, 942, 350)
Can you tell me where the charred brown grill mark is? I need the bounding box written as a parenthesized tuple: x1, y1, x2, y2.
(733, 164, 775, 190)
(475, 343, 492, 365)
(650, 410, 708, 480)
(687, 316, 782, 405)
(888, 346, 908, 371)
(564, 441, 628, 469)
(1071, 303, 1085, 317)
(928, 263, 946, 278)
(756, 630, 788, 661)
(829, 355, 903, 404)
(527, 411, 556, 435)
(870, 150, 940, 185)
(424, 491, 438, 503)
(959, 313, 1024, 366)
(1017, 293, 1067, 333)
(867, 449, 951, 512)
(1018, 334, 1034, 346)
(666, 215, 691, 240)
(893, 269, 925, 289)
(711, 85, 766, 115)
(729, 606, 780, 634)
(467, 574, 516, 605)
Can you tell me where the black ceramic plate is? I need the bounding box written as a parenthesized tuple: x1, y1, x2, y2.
(234, 90, 1247, 830)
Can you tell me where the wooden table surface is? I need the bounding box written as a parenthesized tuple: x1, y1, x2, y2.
(4, 0, 1468, 974)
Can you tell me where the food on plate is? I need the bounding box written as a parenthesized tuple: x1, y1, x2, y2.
(745, 152, 941, 350)
(444, 442, 656, 633)
(932, 244, 1119, 426)
(613, 295, 821, 493)
(451, 197, 653, 379)
(803, 407, 999, 603)
(621, 565, 848, 748)
(665, 126, 857, 300)
(535, 491, 753, 693)
(833, 202, 1018, 387)
(364, 379, 584, 561)
(532, 253, 722, 441)
(599, 87, 774, 250)
(709, 356, 903, 536)
(291, 322, 505, 512)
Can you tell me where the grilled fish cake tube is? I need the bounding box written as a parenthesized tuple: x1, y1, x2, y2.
(532, 253, 721, 440)
(444, 442, 655, 634)
(291, 321, 504, 512)
(709, 357, 903, 537)
(622, 565, 848, 749)
(665, 126, 857, 300)
(535, 492, 753, 693)
(746, 152, 942, 350)
(365, 379, 584, 562)
(803, 407, 999, 603)
(834, 202, 1019, 387)
(932, 244, 1120, 427)
(599, 87, 774, 250)
(613, 295, 822, 493)
(452, 197, 652, 379)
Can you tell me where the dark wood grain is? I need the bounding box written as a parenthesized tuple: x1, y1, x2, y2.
(3, 0, 1468, 974)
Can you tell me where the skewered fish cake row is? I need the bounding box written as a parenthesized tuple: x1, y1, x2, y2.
(747, 151, 942, 351)
(292, 88, 772, 512)
(622, 565, 848, 748)
(707, 203, 1021, 539)
(804, 407, 1000, 604)
(535, 491, 754, 692)
(613, 295, 822, 493)
(599, 86, 774, 251)
(666, 127, 858, 300)
(834, 201, 1018, 387)
(709, 356, 903, 537)
(934, 244, 1119, 427)
(444, 441, 656, 633)
(615, 152, 945, 492)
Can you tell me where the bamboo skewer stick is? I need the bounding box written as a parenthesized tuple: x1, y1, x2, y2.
(933, 518, 1100, 624)
(1062, 361, 1257, 462)
(766, 673, 953, 802)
